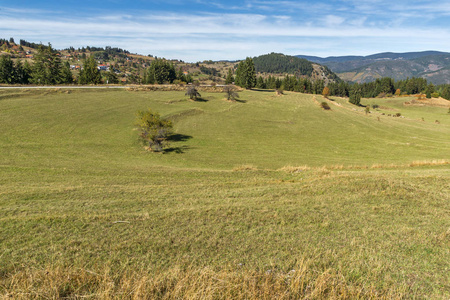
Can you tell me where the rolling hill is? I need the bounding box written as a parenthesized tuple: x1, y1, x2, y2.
(0, 88, 449, 298)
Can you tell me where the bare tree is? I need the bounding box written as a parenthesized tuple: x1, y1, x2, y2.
(185, 85, 201, 100)
(223, 85, 239, 101)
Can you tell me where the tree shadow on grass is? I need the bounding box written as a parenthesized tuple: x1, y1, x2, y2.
(192, 97, 208, 102)
(164, 133, 193, 154)
(251, 88, 275, 92)
(164, 145, 191, 154)
(167, 134, 193, 142)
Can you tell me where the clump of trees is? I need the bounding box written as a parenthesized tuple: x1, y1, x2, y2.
(235, 57, 256, 89)
(145, 59, 176, 84)
(144, 59, 192, 84)
(78, 56, 101, 84)
(0, 55, 32, 84)
(0, 44, 74, 85)
(135, 109, 173, 152)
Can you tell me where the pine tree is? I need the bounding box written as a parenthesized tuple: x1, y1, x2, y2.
(60, 61, 73, 84)
(0, 55, 15, 84)
(79, 56, 102, 84)
(30, 44, 63, 85)
(105, 70, 119, 84)
(14, 60, 32, 84)
(147, 59, 176, 84)
(349, 85, 362, 106)
(256, 76, 266, 89)
(225, 68, 234, 84)
(235, 57, 256, 89)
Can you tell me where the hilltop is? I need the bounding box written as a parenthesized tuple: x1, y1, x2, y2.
(297, 51, 450, 84)
(253, 52, 340, 84)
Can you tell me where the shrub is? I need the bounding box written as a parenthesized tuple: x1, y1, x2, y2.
(431, 92, 439, 98)
(365, 106, 370, 114)
(372, 104, 379, 109)
(135, 109, 173, 152)
(223, 85, 239, 101)
(185, 85, 201, 100)
(320, 102, 331, 110)
(395, 113, 401, 117)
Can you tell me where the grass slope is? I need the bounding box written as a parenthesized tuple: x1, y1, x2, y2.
(0, 88, 449, 298)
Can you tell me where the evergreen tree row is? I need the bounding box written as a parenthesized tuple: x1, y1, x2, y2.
(326, 77, 446, 99)
(0, 44, 109, 85)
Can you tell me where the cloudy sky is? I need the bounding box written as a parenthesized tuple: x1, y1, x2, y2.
(1, 0, 449, 61)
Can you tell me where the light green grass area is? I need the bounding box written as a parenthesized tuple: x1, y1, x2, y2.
(0, 88, 449, 298)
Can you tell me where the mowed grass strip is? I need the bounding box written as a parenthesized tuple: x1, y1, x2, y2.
(0, 88, 449, 298)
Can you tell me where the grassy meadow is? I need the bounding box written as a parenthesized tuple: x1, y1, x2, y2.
(0, 88, 449, 299)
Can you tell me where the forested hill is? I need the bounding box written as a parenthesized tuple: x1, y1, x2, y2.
(253, 53, 314, 75)
(253, 53, 340, 83)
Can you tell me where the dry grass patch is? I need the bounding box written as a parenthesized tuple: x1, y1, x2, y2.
(1, 262, 407, 300)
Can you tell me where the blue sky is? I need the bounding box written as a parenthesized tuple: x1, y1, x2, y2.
(1, 0, 449, 61)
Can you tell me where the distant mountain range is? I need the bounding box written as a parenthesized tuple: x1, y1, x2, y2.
(297, 51, 450, 85)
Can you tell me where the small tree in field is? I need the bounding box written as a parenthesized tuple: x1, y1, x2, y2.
(185, 85, 201, 100)
(224, 85, 239, 101)
(135, 109, 173, 152)
(322, 86, 330, 99)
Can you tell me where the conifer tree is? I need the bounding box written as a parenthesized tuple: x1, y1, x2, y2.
(235, 57, 256, 89)
(225, 68, 234, 84)
(0, 55, 15, 84)
(60, 61, 73, 84)
(79, 56, 102, 84)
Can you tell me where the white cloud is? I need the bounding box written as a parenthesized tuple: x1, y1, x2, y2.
(324, 15, 346, 26)
(1, 4, 449, 61)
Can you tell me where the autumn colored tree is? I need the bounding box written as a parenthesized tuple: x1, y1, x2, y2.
(322, 86, 330, 98)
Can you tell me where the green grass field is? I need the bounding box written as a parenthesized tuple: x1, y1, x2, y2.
(0, 88, 449, 299)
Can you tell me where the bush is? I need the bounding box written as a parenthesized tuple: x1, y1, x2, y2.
(372, 104, 379, 109)
(395, 113, 401, 117)
(185, 85, 201, 100)
(135, 109, 173, 152)
(223, 85, 239, 101)
(320, 102, 331, 110)
(431, 92, 439, 98)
